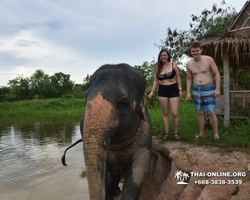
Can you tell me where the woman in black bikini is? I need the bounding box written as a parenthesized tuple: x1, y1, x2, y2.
(148, 49, 183, 139)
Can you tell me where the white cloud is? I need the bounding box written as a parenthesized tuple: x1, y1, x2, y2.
(0, 0, 247, 86)
(0, 30, 101, 85)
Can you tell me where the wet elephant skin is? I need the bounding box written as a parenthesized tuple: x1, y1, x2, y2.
(62, 63, 152, 200)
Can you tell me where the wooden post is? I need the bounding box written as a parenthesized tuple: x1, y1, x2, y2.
(223, 51, 230, 125)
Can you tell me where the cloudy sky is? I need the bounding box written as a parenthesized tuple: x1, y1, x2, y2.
(0, 0, 247, 86)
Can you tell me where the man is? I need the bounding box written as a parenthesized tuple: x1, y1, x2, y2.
(186, 42, 221, 140)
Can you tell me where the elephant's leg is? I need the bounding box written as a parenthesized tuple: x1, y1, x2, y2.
(109, 173, 122, 196)
(107, 165, 122, 196)
(121, 149, 151, 200)
(105, 166, 114, 200)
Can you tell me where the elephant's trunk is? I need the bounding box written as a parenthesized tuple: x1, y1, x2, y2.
(83, 93, 118, 200)
(84, 135, 106, 199)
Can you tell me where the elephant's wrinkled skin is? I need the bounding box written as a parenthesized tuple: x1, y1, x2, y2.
(62, 63, 152, 200)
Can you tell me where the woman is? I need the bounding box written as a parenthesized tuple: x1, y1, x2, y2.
(148, 49, 183, 139)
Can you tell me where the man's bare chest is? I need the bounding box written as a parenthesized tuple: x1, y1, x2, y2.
(190, 62, 210, 75)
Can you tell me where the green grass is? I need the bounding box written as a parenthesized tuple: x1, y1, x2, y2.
(1, 98, 249, 148)
(147, 99, 198, 137)
(147, 99, 250, 148)
(0, 98, 86, 116)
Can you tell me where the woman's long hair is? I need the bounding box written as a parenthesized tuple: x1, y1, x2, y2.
(157, 49, 171, 75)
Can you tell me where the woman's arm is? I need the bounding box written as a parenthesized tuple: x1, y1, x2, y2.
(175, 63, 183, 97)
(186, 63, 192, 100)
(148, 66, 159, 98)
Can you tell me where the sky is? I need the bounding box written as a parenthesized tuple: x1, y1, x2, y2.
(0, 0, 247, 86)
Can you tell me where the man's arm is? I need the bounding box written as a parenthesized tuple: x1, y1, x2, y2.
(209, 57, 221, 97)
(174, 63, 183, 97)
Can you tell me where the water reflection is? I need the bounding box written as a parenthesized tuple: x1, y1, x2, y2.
(0, 113, 83, 186)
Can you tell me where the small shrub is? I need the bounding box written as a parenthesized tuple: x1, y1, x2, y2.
(80, 169, 87, 178)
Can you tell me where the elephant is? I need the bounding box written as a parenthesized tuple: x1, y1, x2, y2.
(61, 63, 152, 200)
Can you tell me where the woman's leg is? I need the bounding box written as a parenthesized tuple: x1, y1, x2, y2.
(159, 97, 169, 135)
(169, 97, 180, 134)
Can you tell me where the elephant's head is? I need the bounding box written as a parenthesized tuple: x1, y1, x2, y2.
(83, 64, 148, 199)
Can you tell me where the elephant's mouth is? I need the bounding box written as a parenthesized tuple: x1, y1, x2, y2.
(108, 125, 141, 151)
(109, 136, 136, 151)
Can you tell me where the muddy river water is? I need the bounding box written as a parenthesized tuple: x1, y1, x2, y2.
(0, 114, 90, 200)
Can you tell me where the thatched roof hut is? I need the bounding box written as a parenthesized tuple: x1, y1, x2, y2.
(200, 1, 250, 67)
(188, 1, 250, 125)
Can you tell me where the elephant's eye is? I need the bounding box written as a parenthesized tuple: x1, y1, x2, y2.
(117, 99, 129, 111)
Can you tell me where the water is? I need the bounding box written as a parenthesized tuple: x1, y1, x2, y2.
(0, 114, 83, 187)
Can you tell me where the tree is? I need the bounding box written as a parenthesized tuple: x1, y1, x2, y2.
(158, 1, 237, 63)
(134, 61, 155, 80)
(134, 61, 156, 93)
(0, 86, 11, 102)
(8, 74, 30, 100)
(178, 68, 187, 94)
(29, 70, 49, 99)
(237, 68, 250, 90)
(50, 72, 75, 98)
(82, 74, 92, 92)
(72, 84, 85, 99)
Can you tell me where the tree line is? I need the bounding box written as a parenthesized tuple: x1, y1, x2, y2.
(0, 62, 187, 102)
(0, 70, 86, 101)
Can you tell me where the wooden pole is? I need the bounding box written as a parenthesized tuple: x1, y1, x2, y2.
(223, 51, 230, 125)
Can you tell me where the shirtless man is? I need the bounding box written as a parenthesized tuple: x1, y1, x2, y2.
(186, 42, 221, 140)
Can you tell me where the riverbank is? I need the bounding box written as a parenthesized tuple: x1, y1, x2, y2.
(1, 98, 250, 148)
(1, 163, 89, 200)
(1, 140, 250, 200)
(0, 98, 85, 117)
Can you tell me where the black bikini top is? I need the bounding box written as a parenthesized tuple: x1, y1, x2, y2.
(158, 63, 176, 80)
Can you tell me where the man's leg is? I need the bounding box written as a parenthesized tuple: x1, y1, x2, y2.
(208, 111, 219, 138)
(193, 85, 204, 137)
(203, 85, 219, 139)
(198, 110, 205, 137)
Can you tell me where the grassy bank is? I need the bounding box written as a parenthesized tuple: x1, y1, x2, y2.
(148, 99, 250, 148)
(1, 98, 249, 148)
(0, 98, 86, 116)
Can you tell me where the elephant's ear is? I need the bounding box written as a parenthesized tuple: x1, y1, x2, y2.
(140, 93, 149, 123)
